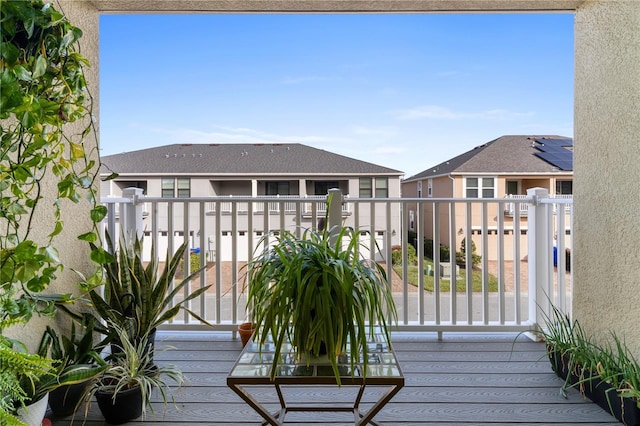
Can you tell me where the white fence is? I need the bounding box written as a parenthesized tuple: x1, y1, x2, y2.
(101, 187, 572, 335)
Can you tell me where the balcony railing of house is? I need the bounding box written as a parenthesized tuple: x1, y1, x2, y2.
(100, 187, 572, 337)
(504, 194, 573, 216)
(203, 195, 351, 216)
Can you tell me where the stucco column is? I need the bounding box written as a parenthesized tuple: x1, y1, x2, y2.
(4, 0, 101, 349)
(574, 0, 640, 352)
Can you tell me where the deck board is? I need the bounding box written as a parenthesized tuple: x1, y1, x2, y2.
(50, 332, 620, 425)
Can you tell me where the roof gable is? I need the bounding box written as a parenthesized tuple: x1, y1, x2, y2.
(101, 143, 403, 176)
(405, 135, 573, 181)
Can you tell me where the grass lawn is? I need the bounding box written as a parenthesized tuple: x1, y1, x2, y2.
(393, 259, 499, 292)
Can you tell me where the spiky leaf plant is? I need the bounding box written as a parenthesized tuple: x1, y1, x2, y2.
(78, 231, 211, 347)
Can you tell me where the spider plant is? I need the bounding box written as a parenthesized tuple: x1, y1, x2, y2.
(82, 322, 184, 423)
(246, 220, 397, 384)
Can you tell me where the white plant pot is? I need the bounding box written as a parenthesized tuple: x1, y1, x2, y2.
(17, 393, 49, 426)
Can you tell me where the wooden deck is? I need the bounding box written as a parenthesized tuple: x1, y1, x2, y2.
(51, 331, 620, 426)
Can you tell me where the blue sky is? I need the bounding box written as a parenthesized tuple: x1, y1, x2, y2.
(100, 13, 574, 178)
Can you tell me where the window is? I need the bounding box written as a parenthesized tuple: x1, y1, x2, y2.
(556, 180, 573, 195)
(506, 180, 519, 195)
(359, 178, 372, 197)
(161, 178, 174, 198)
(375, 178, 388, 198)
(177, 178, 190, 198)
(314, 181, 339, 195)
(427, 179, 433, 197)
(465, 177, 495, 198)
(162, 178, 190, 198)
(266, 181, 290, 195)
(359, 177, 388, 198)
(417, 181, 422, 198)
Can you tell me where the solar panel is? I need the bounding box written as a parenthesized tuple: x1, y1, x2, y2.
(534, 138, 573, 170)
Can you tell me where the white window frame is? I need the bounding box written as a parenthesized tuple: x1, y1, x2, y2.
(464, 176, 496, 198)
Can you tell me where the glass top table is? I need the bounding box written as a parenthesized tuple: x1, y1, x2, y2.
(227, 332, 404, 425)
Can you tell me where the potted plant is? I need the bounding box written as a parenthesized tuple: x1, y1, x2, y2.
(539, 304, 640, 425)
(38, 317, 107, 417)
(82, 322, 184, 425)
(0, 336, 55, 426)
(67, 231, 211, 358)
(0, 333, 104, 426)
(245, 218, 397, 384)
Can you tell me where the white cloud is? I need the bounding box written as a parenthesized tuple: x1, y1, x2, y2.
(391, 105, 534, 121)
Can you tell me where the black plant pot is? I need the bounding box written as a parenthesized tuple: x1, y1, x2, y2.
(547, 346, 640, 425)
(49, 382, 89, 417)
(584, 379, 640, 426)
(96, 386, 143, 425)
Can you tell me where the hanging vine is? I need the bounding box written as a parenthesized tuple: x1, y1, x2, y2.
(1, 0, 105, 329)
(1, 1, 110, 423)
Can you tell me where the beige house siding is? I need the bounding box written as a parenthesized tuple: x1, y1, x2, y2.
(405, 173, 572, 262)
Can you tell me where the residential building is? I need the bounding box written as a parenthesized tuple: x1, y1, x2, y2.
(101, 143, 403, 260)
(402, 135, 573, 261)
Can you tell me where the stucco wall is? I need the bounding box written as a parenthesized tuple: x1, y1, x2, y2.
(4, 1, 101, 350)
(574, 0, 640, 353)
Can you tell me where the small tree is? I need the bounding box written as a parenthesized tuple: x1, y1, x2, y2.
(456, 238, 481, 268)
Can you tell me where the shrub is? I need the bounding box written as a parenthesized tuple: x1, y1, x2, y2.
(391, 246, 402, 265)
(190, 253, 201, 272)
(391, 244, 417, 265)
(456, 238, 481, 268)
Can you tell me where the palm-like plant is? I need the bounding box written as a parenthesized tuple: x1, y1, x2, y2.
(246, 223, 397, 384)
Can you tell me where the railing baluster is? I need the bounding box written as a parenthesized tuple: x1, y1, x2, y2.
(98, 191, 571, 334)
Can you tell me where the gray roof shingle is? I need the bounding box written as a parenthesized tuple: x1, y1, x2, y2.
(404, 135, 573, 181)
(101, 143, 403, 176)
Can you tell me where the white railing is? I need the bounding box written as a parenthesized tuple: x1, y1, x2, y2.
(203, 195, 351, 215)
(504, 194, 573, 216)
(101, 187, 572, 335)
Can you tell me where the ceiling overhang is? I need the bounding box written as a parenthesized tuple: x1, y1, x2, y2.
(88, 0, 585, 13)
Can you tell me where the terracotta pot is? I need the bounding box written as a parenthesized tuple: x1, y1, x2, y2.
(238, 322, 256, 347)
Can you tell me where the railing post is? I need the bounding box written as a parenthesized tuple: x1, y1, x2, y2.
(121, 187, 144, 244)
(327, 188, 343, 241)
(527, 187, 551, 331)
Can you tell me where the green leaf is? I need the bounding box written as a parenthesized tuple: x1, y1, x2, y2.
(42, 245, 61, 264)
(13, 64, 32, 81)
(32, 55, 48, 79)
(78, 231, 97, 242)
(48, 220, 63, 238)
(69, 142, 84, 160)
(90, 205, 108, 223)
(102, 172, 119, 181)
(1, 42, 20, 65)
(90, 246, 115, 265)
